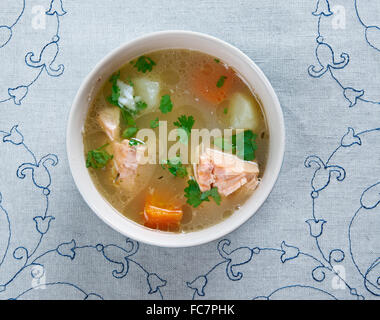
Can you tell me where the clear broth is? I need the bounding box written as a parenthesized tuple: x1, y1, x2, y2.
(83, 49, 269, 233)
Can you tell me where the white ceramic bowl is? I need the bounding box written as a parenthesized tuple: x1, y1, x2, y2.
(67, 30, 285, 248)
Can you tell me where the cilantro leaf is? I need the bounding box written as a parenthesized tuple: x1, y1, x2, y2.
(109, 71, 120, 84)
(213, 130, 258, 161)
(200, 187, 221, 205)
(122, 127, 138, 138)
(129, 138, 144, 146)
(184, 180, 221, 208)
(184, 180, 203, 207)
(216, 75, 227, 88)
(135, 100, 147, 111)
(107, 71, 121, 106)
(133, 56, 156, 73)
(86, 144, 113, 169)
(120, 107, 136, 126)
(127, 77, 134, 86)
(162, 157, 188, 178)
(173, 115, 195, 143)
(232, 130, 258, 161)
(150, 117, 159, 129)
(174, 115, 195, 135)
(159, 94, 173, 114)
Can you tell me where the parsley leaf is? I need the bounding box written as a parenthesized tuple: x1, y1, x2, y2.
(127, 77, 134, 86)
(150, 117, 159, 129)
(159, 94, 173, 114)
(184, 180, 221, 208)
(162, 157, 188, 178)
(232, 130, 258, 161)
(213, 130, 258, 161)
(214, 58, 220, 63)
(184, 180, 203, 207)
(120, 107, 136, 126)
(135, 100, 147, 112)
(109, 71, 120, 84)
(86, 144, 113, 169)
(173, 115, 195, 143)
(122, 127, 138, 139)
(107, 71, 121, 106)
(200, 187, 221, 205)
(223, 107, 228, 114)
(216, 75, 227, 88)
(129, 138, 144, 146)
(133, 56, 156, 73)
(174, 115, 195, 135)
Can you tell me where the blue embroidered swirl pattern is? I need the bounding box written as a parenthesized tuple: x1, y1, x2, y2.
(0, 125, 167, 300)
(186, 0, 380, 300)
(0, 0, 167, 300)
(309, 0, 380, 107)
(0, 0, 65, 105)
(1, 0, 380, 299)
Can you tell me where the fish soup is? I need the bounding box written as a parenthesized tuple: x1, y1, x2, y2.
(83, 49, 269, 233)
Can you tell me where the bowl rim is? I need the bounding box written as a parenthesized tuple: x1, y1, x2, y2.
(66, 30, 285, 248)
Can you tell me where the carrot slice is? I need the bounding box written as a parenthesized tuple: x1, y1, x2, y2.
(143, 194, 183, 231)
(192, 62, 234, 105)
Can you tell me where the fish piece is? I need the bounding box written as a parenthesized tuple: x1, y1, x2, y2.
(194, 151, 215, 192)
(194, 147, 259, 196)
(113, 140, 146, 182)
(97, 106, 120, 141)
(244, 174, 260, 192)
(214, 174, 248, 197)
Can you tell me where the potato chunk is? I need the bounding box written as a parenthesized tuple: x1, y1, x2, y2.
(228, 92, 262, 131)
(133, 78, 160, 111)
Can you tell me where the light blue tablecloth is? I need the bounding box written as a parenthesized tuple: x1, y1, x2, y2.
(1, 0, 380, 300)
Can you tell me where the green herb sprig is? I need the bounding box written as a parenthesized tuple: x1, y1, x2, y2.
(107, 71, 121, 106)
(214, 130, 258, 161)
(184, 180, 221, 208)
(173, 115, 195, 143)
(216, 75, 227, 88)
(161, 157, 188, 178)
(150, 117, 159, 128)
(133, 56, 156, 73)
(86, 144, 113, 169)
(159, 94, 173, 114)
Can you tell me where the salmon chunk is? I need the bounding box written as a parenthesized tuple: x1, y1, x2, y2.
(194, 148, 259, 196)
(113, 140, 146, 182)
(97, 106, 120, 141)
(196, 152, 215, 192)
